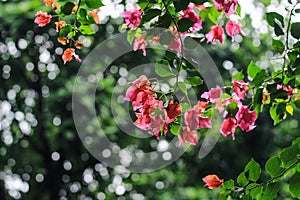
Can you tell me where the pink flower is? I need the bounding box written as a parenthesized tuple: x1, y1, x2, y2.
(226, 20, 243, 41)
(178, 126, 198, 145)
(134, 112, 152, 130)
(184, 108, 199, 130)
(277, 84, 293, 98)
(34, 11, 52, 27)
(220, 118, 236, 140)
(166, 102, 182, 124)
(133, 36, 147, 56)
(198, 117, 212, 129)
(214, 0, 238, 17)
(182, 5, 203, 31)
(236, 106, 257, 132)
(202, 174, 224, 189)
(62, 48, 81, 64)
(151, 114, 168, 139)
(123, 7, 142, 29)
(201, 86, 223, 103)
(206, 25, 225, 44)
(233, 79, 249, 100)
(223, 0, 238, 17)
(88, 8, 101, 24)
(168, 38, 182, 53)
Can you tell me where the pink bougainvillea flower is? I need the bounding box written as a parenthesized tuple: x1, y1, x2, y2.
(202, 174, 224, 189)
(123, 7, 142, 29)
(133, 36, 147, 56)
(168, 38, 182, 53)
(226, 20, 244, 41)
(151, 36, 160, 44)
(194, 4, 206, 11)
(134, 112, 152, 130)
(214, 0, 238, 17)
(277, 84, 293, 98)
(43, 0, 55, 7)
(151, 114, 168, 139)
(220, 118, 236, 140)
(166, 102, 182, 124)
(184, 108, 199, 131)
(182, 5, 203, 31)
(201, 86, 223, 103)
(178, 126, 198, 145)
(198, 117, 212, 129)
(34, 11, 52, 27)
(206, 25, 225, 44)
(236, 106, 257, 132)
(62, 48, 81, 64)
(233, 79, 249, 100)
(88, 8, 101, 24)
(223, 0, 238, 17)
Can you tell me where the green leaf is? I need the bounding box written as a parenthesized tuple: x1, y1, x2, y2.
(245, 158, 261, 182)
(226, 102, 238, 117)
(174, 0, 189, 12)
(185, 76, 203, 86)
(61, 2, 76, 15)
(208, 6, 221, 24)
(274, 21, 284, 36)
(272, 39, 284, 54)
(297, 162, 300, 172)
(237, 172, 249, 187)
(79, 25, 95, 35)
(223, 179, 234, 190)
(170, 123, 180, 135)
(265, 156, 285, 177)
(141, 9, 161, 24)
(157, 14, 171, 28)
(250, 185, 263, 199)
(127, 30, 135, 43)
(260, 182, 280, 200)
(289, 173, 300, 198)
(154, 63, 173, 77)
(59, 24, 72, 38)
(85, 0, 104, 9)
(253, 70, 268, 87)
(178, 18, 195, 32)
(291, 22, 300, 40)
(180, 102, 191, 113)
(295, 100, 300, 109)
(178, 82, 188, 96)
(280, 143, 299, 167)
(270, 105, 281, 125)
(247, 61, 261, 79)
(232, 70, 244, 81)
(266, 12, 284, 27)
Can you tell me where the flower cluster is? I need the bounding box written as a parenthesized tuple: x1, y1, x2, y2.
(125, 75, 182, 139)
(125, 76, 257, 145)
(34, 0, 102, 64)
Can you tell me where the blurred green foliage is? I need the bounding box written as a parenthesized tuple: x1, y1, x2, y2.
(0, 0, 299, 199)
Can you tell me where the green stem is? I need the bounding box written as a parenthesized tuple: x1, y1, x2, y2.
(161, 0, 184, 100)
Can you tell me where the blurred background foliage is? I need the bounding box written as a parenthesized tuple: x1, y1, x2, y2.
(0, 0, 300, 199)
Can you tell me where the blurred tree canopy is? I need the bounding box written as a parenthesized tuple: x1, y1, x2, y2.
(0, 0, 300, 199)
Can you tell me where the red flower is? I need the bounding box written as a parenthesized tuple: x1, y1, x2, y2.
(233, 79, 249, 100)
(220, 118, 236, 140)
(166, 102, 182, 124)
(62, 48, 81, 64)
(202, 174, 224, 189)
(236, 106, 257, 132)
(34, 11, 52, 27)
(226, 20, 243, 41)
(133, 36, 147, 56)
(178, 126, 198, 145)
(206, 25, 225, 44)
(198, 117, 211, 129)
(123, 7, 142, 29)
